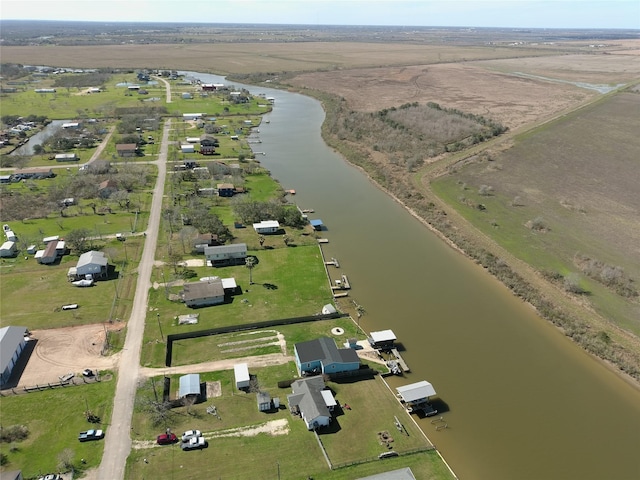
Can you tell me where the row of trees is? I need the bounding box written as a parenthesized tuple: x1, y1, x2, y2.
(232, 199, 306, 228)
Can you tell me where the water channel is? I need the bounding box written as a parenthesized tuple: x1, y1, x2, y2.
(185, 72, 640, 480)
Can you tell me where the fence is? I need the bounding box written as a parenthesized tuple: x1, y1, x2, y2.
(0, 375, 101, 397)
(164, 311, 346, 366)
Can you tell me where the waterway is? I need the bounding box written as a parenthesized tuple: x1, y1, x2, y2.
(184, 72, 640, 480)
(11, 119, 67, 156)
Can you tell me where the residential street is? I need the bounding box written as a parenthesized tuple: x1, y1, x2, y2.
(95, 118, 170, 480)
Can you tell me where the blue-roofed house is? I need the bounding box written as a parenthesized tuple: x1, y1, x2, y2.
(294, 337, 360, 376)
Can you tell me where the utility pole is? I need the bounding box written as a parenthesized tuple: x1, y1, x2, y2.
(157, 313, 164, 341)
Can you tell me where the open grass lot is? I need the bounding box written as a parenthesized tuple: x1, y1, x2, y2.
(431, 91, 640, 336)
(0, 236, 141, 329)
(0, 376, 115, 478)
(141, 245, 333, 367)
(128, 364, 449, 480)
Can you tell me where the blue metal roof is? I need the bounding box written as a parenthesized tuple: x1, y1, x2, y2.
(310, 219, 324, 226)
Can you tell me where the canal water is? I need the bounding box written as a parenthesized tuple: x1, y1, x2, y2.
(185, 72, 640, 480)
(11, 119, 67, 156)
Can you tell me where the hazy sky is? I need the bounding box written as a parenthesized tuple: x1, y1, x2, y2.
(2, 0, 639, 29)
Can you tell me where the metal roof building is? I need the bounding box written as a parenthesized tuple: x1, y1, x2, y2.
(179, 373, 201, 398)
(396, 381, 437, 404)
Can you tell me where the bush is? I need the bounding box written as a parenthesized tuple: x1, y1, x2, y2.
(0, 425, 29, 443)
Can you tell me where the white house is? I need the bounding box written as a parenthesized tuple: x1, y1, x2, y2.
(183, 113, 204, 121)
(234, 363, 250, 389)
(204, 243, 247, 267)
(0, 241, 17, 257)
(0, 326, 28, 386)
(74, 250, 109, 279)
(181, 278, 225, 307)
(55, 153, 79, 162)
(252, 220, 280, 234)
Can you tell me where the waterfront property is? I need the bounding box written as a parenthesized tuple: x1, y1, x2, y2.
(287, 376, 337, 430)
(368, 330, 397, 350)
(396, 381, 438, 416)
(294, 337, 360, 376)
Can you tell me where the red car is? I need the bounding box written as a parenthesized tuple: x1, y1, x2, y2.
(157, 433, 178, 445)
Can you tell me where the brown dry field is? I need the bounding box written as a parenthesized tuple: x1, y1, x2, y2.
(0, 41, 569, 74)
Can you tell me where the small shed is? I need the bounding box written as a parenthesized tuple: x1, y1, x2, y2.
(181, 144, 195, 154)
(179, 373, 201, 399)
(0, 241, 17, 258)
(55, 153, 78, 162)
(5, 230, 17, 242)
(234, 363, 250, 390)
(257, 391, 271, 412)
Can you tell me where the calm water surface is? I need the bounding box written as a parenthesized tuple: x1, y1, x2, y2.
(188, 72, 640, 480)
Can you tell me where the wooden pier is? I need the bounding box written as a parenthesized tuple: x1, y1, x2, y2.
(390, 348, 410, 373)
(331, 274, 351, 290)
(324, 257, 340, 268)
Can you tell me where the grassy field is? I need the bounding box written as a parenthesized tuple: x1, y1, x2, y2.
(141, 244, 334, 367)
(127, 364, 451, 480)
(0, 375, 116, 478)
(431, 91, 640, 336)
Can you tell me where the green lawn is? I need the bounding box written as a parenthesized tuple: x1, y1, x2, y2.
(0, 375, 116, 478)
(127, 365, 453, 480)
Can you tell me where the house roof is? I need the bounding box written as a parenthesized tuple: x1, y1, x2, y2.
(295, 337, 359, 366)
(204, 243, 247, 256)
(98, 179, 118, 190)
(253, 220, 280, 229)
(115, 143, 137, 151)
(0, 326, 27, 375)
(77, 250, 108, 269)
(310, 219, 324, 227)
(179, 373, 201, 397)
(396, 381, 436, 403)
(217, 183, 234, 189)
(288, 376, 331, 426)
(182, 278, 224, 301)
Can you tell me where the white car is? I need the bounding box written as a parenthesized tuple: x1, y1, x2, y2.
(181, 436, 207, 450)
(181, 429, 201, 442)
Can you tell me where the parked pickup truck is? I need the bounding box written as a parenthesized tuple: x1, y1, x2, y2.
(78, 429, 104, 442)
(181, 436, 207, 451)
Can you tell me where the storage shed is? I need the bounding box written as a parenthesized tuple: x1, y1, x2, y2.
(234, 363, 250, 389)
(0, 241, 17, 258)
(179, 373, 201, 399)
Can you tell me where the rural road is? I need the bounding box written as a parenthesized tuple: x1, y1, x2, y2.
(96, 118, 170, 480)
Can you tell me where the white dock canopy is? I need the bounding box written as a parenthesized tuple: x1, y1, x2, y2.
(396, 381, 436, 403)
(369, 330, 396, 343)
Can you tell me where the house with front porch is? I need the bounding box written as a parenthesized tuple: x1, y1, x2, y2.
(204, 243, 247, 267)
(287, 376, 337, 430)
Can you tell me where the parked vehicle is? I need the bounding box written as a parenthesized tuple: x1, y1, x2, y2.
(78, 429, 104, 442)
(181, 436, 207, 450)
(157, 433, 178, 445)
(181, 429, 201, 442)
(38, 475, 61, 480)
(82, 368, 94, 377)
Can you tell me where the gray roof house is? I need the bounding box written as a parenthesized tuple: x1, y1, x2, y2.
(181, 278, 225, 307)
(204, 243, 247, 267)
(294, 337, 360, 376)
(179, 373, 201, 399)
(0, 326, 28, 386)
(287, 376, 336, 430)
(74, 250, 109, 278)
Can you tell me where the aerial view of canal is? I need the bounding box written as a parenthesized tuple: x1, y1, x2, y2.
(185, 72, 640, 480)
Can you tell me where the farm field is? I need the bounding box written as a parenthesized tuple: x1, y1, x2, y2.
(430, 91, 640, 336)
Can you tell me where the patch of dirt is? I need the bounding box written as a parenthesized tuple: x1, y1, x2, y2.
(206, 380, 222, 398)
(14, 323, 123, 388)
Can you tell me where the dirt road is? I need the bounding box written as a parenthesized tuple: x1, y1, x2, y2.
(94, 118, 170, 480)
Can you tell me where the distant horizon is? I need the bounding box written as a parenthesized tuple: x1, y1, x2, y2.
(1, 19, 638, 31)
(2, 1, 639, 30)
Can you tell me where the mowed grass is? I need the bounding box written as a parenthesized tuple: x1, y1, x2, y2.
(0, 375, 116, 477)
(0, 236, 142, 329)
(431, 91, 640, 334)
(128, 365, 450, 480)
(141, 245, 334, 367)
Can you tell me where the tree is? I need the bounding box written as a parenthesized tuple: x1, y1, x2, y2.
(57, 448, 75, 471)
(258, 235, 265, 248)
(245, 256, 257, 284)
(66, 228, 91, 253)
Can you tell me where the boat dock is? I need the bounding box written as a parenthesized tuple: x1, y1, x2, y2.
(324, 257, 340, 268)
(390, 348, 410, 373)
(331, 274, 351, 290)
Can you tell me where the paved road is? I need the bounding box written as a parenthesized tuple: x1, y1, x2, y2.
(96, 118, 170, 480)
